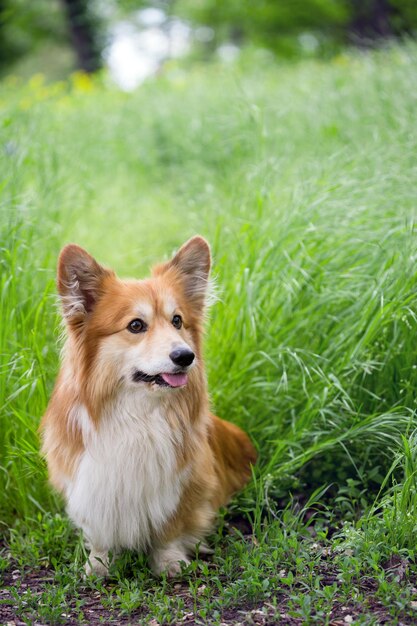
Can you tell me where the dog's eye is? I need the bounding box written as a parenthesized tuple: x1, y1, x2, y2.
(127, 319, 147, 334)
(172, 315, 182, 329)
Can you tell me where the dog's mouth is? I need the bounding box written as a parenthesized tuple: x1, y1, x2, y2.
(132, 370, 188, 388)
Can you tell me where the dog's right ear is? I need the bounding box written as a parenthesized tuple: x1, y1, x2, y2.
(57, 244, 112, 324)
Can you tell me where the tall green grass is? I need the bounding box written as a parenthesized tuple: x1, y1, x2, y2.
(1, 43, 417, 530)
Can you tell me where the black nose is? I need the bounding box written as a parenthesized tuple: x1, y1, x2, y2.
(169, 348, 195, 367)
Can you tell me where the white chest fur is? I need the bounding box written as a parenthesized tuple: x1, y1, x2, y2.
(66, 393, 187, 551)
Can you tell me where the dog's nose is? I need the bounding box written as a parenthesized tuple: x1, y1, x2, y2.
(169, 348, 195, 367)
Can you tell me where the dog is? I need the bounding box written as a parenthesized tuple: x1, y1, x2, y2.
(40, 236, 256, 577)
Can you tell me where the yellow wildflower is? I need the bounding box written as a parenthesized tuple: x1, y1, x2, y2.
(71, 71, 94, 93)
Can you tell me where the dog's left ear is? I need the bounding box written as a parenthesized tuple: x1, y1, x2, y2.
(154, 236, 211, 309)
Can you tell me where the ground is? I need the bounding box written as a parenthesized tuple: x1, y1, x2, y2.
(2, 513, 417, 625)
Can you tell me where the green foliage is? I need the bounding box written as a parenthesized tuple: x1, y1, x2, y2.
(339, 432, 417, 560)
(174, 0, 417, 55)
(0, 0, 67, 70)
(176, 0, 349, 52)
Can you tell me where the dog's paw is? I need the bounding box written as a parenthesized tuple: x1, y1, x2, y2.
(84, 551, 110, 578)
(152, 555, 190, 578)
(150, 542, 190, 577)
(196, 542, 214, 555)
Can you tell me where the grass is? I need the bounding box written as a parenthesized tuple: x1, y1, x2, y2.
(1, 42, 417, 623)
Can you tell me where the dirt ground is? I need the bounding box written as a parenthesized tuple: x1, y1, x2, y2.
(1, 561, 416, 626)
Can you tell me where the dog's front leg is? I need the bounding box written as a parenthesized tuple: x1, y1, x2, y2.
(149, 539, 190, 577)
(84, 547, 110, 577)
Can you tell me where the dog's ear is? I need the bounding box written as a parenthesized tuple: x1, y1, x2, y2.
(155, 236, 211, 309)
(57, 244, 113, 324)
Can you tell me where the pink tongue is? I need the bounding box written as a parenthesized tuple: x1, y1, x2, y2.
(161, 372, 188, 388)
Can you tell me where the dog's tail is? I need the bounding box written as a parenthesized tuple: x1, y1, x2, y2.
(208, 414, 257, 507)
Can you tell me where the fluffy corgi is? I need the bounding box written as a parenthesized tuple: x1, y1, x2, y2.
(40, 236, 256, 577)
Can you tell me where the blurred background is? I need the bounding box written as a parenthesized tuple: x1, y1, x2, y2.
(2, 0, 417, 88)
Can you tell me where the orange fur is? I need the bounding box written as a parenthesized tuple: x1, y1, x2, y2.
(40, 236, 256, 576)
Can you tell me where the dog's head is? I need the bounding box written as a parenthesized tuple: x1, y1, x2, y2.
(57, 237, 211, 399)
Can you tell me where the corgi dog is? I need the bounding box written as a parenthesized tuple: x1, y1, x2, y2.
(40, 236, 256, 577)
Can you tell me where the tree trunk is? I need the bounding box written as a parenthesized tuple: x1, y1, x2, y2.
(350, 0, 393, 42)
(61, 0, 101, 73)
